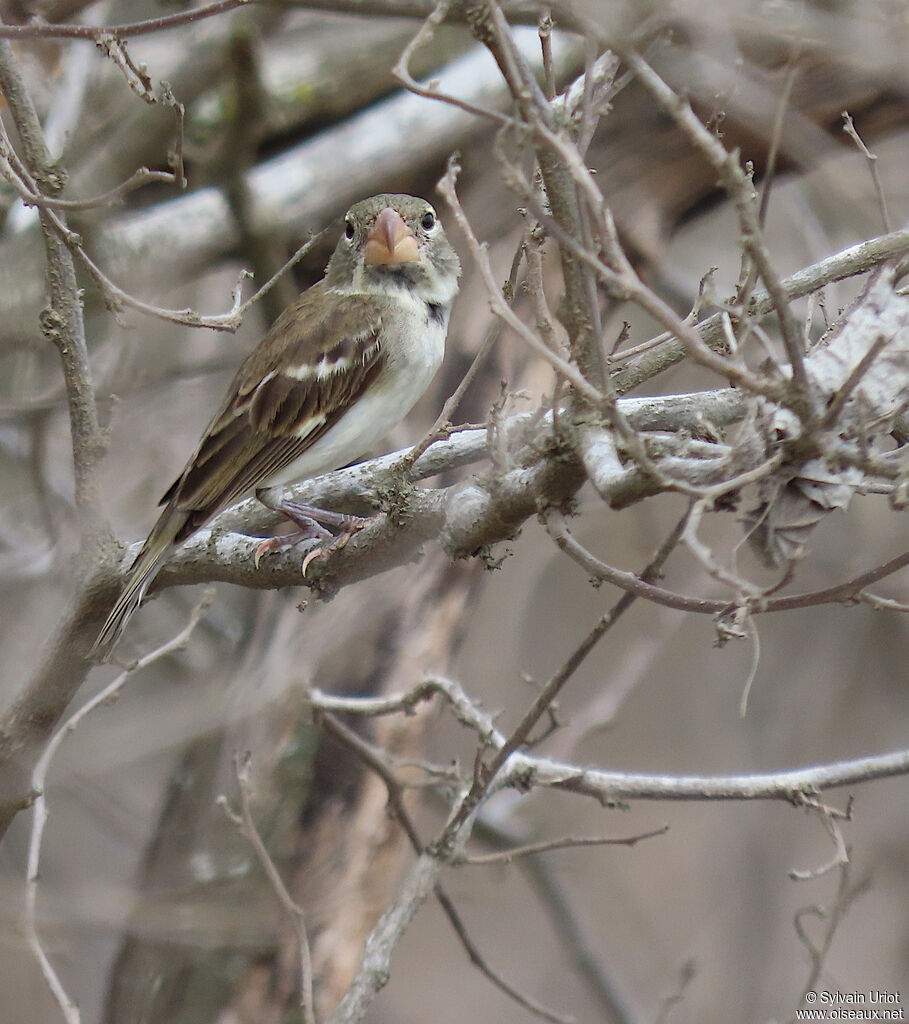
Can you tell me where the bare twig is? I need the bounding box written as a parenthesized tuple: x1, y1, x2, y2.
(392, 0, 512, 126)
(859, 591, 909, 613)
(509, 170, 787, 400)
(441, 506, 689, 840)
(546, 512, 909, 618)
(472, 812, 638, 1024)
(612, 225, 909, 395)
(505, 744, 909, 802)
(13, 148, 323, 330)
(319, 712, 425, 850)
(96, 33, 156, 103)
(789, 794, 853, 881)
(219, 754, 316, 1024)
(758, 52, 800, 229)
(457, 826, 669, 864)
(311, 677, 503, 747)
(842, 111, 892, 234)
(620, 48, 814, 420)
(0, 160, 178, 210)
(432, 884, 576, 1024)
(0, 0, 250, 39)
(792, 863, 870, 1020)
(25, 594, 213, 1024)
(438, 158, 605, 403)
(316, 680, 909, 801)
(323, 851, 445, 1024)
(160, 82, 187, 189)
(321, 712, 573, 1024)
(538, 6, 556, 101)
(0, 105, 251, 334)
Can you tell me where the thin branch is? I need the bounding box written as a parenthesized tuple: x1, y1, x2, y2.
(321, 711, 573, 1024)
(791, 863, 870, 1021)
(842, 111, 892, 234)
(546, 512, 909, 617)
(96, 33, 155, 103)
(25, 595, 213, 1024)
(457, 826, 669, 864)
(472, 812, 639, 1024)
(475, 3, 609, 392)
(0, 0, 250, 39)
(219, 754, 316, 1024)
(758, 51, 800, 228)
(319, 712, 425, 850)
(859, 591, 909, 613)
(17, 157, 324, 331)
(620, 47, 814, 419)
(323, 852, 443, 1024)
(506, 744, 909, 802)
(6, 163, 178, 210)
(682, 497, 762, 600)
(538, 6, 556, 101)
(311, 677, 503, 746)
(0, 30, 309, 344)
(391, 0, 512, 126)
(0, 125, 177, 210)
(509, 171, 786, 401)
(267, 0, 544, 19)
(612, 225, 909, 395)
(789, 793, 852, 882)
(438, 157, 605, 403)
(432, 883, 576, 1024)
(160, 82, 187, 189)
(442, 506, 689, 839)
(316, 681, 909, 801)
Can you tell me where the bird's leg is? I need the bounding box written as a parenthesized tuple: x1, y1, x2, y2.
(279, 499, 372, 534)
(254, 490, 373, 571)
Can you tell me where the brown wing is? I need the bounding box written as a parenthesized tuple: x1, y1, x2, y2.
(160, 284, 387, 540)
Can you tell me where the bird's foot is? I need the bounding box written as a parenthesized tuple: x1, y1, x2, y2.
(299, 525, 362, 575)
(254, 518, 329, 569)
(253, 495, 372, 573)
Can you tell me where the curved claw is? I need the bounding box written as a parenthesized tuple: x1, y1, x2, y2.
(301, 546, 325, 576)
(254, 539, 272, 569)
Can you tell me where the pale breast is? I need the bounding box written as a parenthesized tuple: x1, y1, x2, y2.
(262, 292, 449, 488)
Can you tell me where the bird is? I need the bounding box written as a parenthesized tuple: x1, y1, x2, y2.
(92, 193, 461, 656)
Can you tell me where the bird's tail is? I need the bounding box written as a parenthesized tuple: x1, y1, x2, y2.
(92, 509, 187, 659)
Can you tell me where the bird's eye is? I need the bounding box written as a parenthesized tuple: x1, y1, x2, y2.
(421, 210, 436, 230)
(344, 219, 355, 240)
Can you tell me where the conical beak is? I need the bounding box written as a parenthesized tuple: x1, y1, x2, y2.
(363, 207, 420, 266)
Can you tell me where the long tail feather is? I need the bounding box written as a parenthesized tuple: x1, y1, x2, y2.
(92, 510, 187, 658)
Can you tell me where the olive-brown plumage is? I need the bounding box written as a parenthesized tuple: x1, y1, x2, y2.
(93, 194, 460, 655)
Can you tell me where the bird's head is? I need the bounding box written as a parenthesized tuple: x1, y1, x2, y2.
(326, 193, 460, 306)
